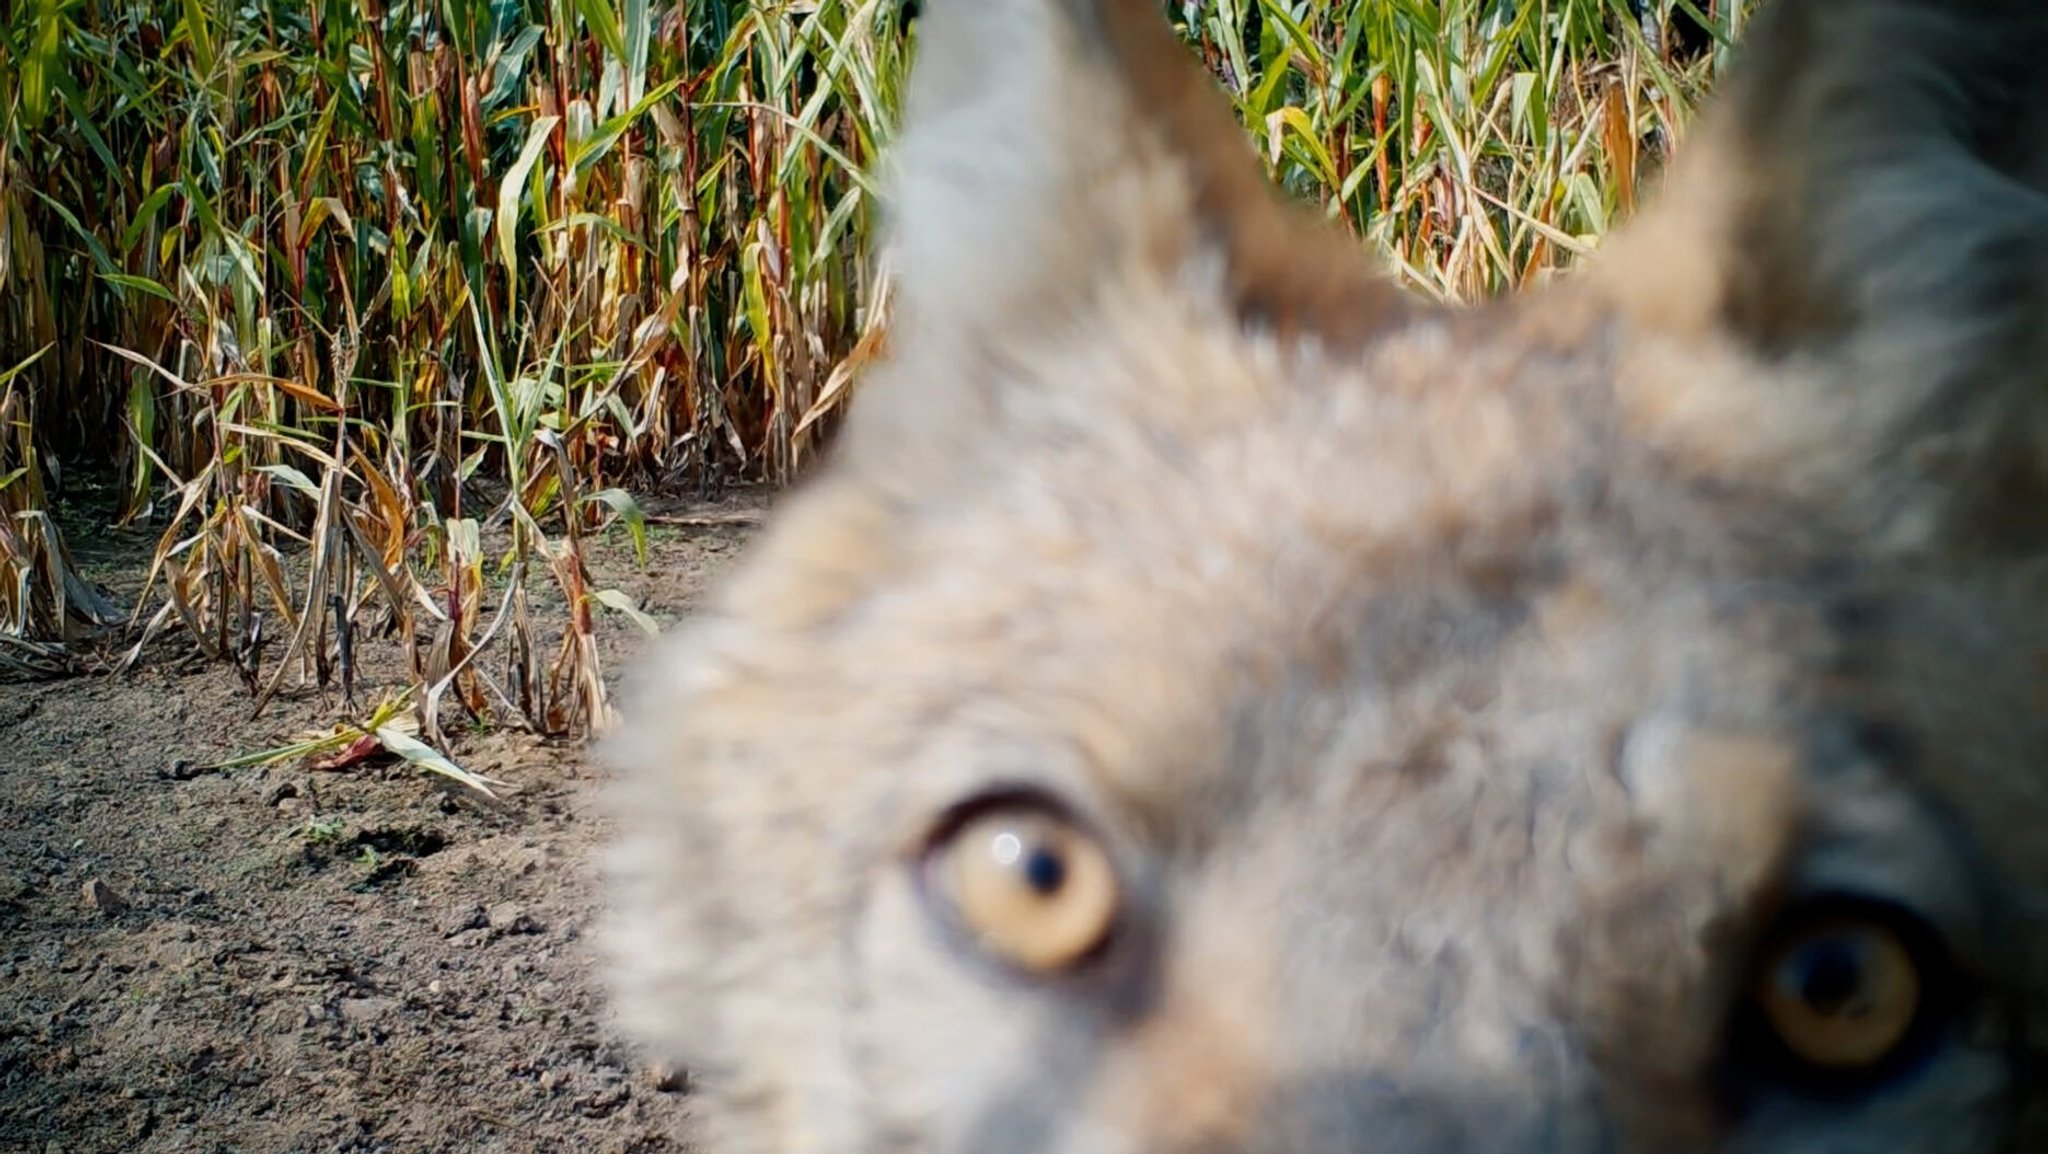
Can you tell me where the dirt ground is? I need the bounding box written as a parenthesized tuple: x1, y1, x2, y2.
(0, 495, 764, 1154)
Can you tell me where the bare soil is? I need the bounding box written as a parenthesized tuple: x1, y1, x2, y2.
(0, 497, 761, 1153)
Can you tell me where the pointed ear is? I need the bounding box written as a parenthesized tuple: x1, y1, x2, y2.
(1596, 0, 2048, 553)
(874, 0, 1407, 365)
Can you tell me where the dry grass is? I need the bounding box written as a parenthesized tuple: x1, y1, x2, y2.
(0, 0, 1744, 744)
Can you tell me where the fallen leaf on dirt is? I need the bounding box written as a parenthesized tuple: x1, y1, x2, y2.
(307, 733, 384, 772)
(371, 723, 511, 798)
(203, 694, 510, 799)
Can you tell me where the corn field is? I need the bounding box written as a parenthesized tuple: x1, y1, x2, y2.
(0, 0, 1744, 748)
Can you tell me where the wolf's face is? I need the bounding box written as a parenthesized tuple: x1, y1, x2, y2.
(602, 2, 2048, 1152)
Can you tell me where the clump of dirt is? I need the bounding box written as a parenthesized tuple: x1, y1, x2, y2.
(0, 498, 758, 1153)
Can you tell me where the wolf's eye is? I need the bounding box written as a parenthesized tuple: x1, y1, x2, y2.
(930, 804, 1120, 974)
(1743, 900, 1952, 1082)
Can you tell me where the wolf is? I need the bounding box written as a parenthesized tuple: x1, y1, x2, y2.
(600, 0, 2048, 1150)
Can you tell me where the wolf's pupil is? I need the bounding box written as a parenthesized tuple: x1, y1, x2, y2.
(1023, 846, 1067, 895)
(1794, 939, 1864, 1014)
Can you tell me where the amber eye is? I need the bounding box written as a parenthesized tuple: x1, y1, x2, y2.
(1751, 915, 1928, 1073)
(930, 804, 1121, 974)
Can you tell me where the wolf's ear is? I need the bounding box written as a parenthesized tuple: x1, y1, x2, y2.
(872, 0, 1405, 371)
(1598, 0, 2048, 553)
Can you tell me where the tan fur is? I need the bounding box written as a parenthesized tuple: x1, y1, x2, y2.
(602, 1, 2048, 1151)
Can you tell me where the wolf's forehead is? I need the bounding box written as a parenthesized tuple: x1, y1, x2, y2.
(876, 495, 1818, 851)
(1096, 571, 1814, 846)
(904, 485, 1990, 879)
(950, 303, 1616, 563)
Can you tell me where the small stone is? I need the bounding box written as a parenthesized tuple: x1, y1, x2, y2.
(443, 905, 488, 936)
(80, 879, 127, 915)
(339, 997, 396, 1024)
(427, 979, 444, 996)
(265, 780, 301, 806)
(649, 1064, 688, 1093)
(574, 1081, 630, 1117)
(486, 903, 539, 935)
